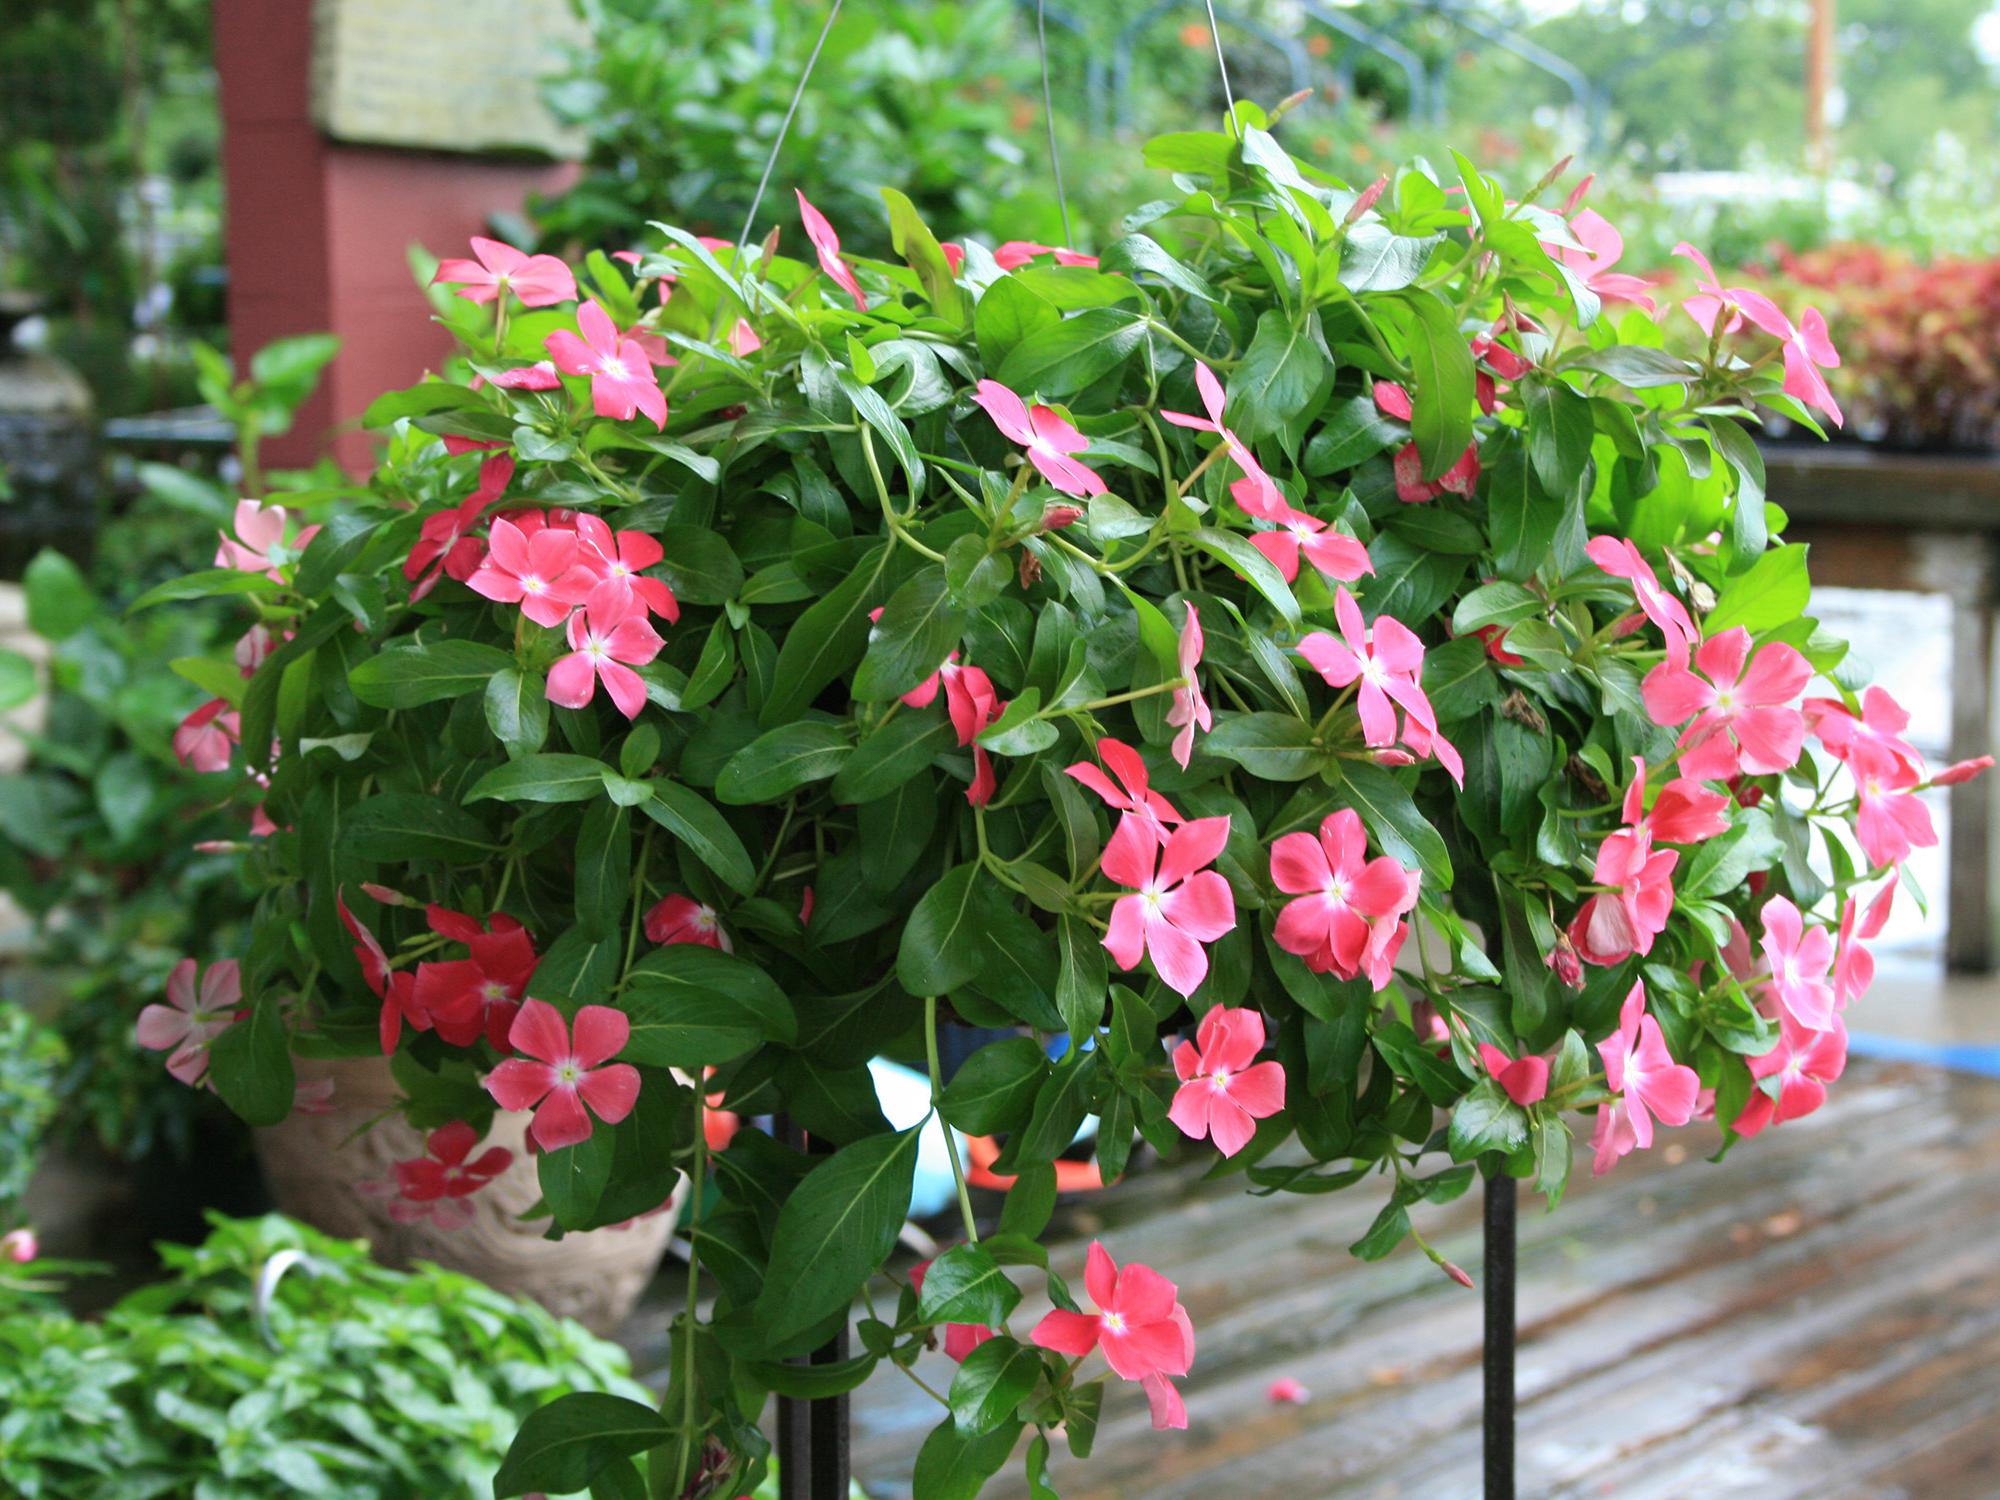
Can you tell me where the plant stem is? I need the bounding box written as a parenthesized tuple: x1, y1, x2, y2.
(926, 996, 980, 1246)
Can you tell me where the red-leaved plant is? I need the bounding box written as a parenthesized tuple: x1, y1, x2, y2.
(141, 114, 1989, 1498)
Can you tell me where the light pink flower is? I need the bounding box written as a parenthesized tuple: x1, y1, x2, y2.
(1734, 1011, 1848, 1138)
(1066, 736, 1184, 845)
(234, 624, 275, 675)
(1269, 809, 1418, 988)
(1, 1228, 37, 1264)
(1854, 757, 1937, 871)
(971, 379, 1106, 498)
(1802, 686, 1924, 780)
(910, 1255, 998, 1362)
(1267, 1376, 1309, 1405)
(216, 500, 319, 579)
(174, 698, 240, 773)
(1298, 587, 1462, 785)
(431, 236, 577, 307)
(547, 599, 664, 720)
(1167, 1004, 1287, 1157)
(1641, 627, 1811, 781)
(1102, 813, 1237, 998)
(1595, 982, 1699, 1165)
(490, 360, 563, 390)
(1833, 885, 1894, 1008)
(484, 999, 641, 1152)
(1759, 895, 1838, 1031)
(1734, 292, 1843, 427)
(727, 318, 762, 356)
(1672, 242, 1745, 337)
(466, 516, 601, 629)
(293, 1077, 338, 1115)
(1584, 536, 1698, 669)
(575, 514, 679, 623)
(1160, 360, 1289, 519)
(1166, 602, 1211, 770)
(796, 190, 868, 310)
(545, 300, 667, 429)
(1030, 1241, 1195, 1431)
(1478, 1044, 1550, 1106)
(1568, 761, 1699, 966)
(1546, 210, 1656, 313)
(136, 957, 242, 1086)
(645, 893, 731, 952)
(1246, 510, 1373, 585)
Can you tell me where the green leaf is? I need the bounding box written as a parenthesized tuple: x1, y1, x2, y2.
(345, 792, 497, 864)
(1100, 232, 1218, 303)
(1706, 543, 1809, 636)
(573, 798, 631, 938)
(883, 186, 968, 328)
(485, 666, 550, 757)
(1332, 759, 1451, 887)
(125, 567, 279, 615)
(977, 688, 1056, 756)
(493, 1392, 669, 1497)
(1055, 913, 1109, 1046)
(1521, 375, 1594, 500)
(1190, 527, 1300, 624)
(622, 945, 796, 1064)
(1400, 289, 1476, 482)
(761, 543, 891, 728)
(853, 567, 963, 701)
(897, 863, 988, 997)
(749, 1353, 882, 1399)
(912, 1416, 1023, 1500)
(1338, 223, 1439, 293)
(638, 781, 757, 895)
(948, 1337, 1041, 1434)
(752, 1127, 922, 1350)
(0, 648, 35, 712)
(466, 754, 609, 804)
(1202, 712, 1322, 780)
(206, 990, 293, 1127)
(349, 639, 513, 708)
(715, 721, 850, 805)
(1230, 307, 1327, 443)
(1485, 436, 1564, 584)
(539, 1124, 615, 1228)
(1349, 1200, 1410, 1260)
(939, 1037, 1047, 1134)
(916, 1244, 1023, 1329)
(1448, 1079, 1529, 1160)
(834, 712, 956, 804)
(652, 524, 744, 606)
(996, 308, 1145, 398)
(974, 276, 1059, 370)
(1564, 345, 1696, 389)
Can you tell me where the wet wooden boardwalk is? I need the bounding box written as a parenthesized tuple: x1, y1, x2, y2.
(839, 1060, 2000, 1500)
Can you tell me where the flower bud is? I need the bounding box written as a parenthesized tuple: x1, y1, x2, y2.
(1343, 175, 1390, 226)
(1443, 1260, 1475, 1290)
(360, 882, 413, 907)
(2, 1228, 37, 1264)
(1039, 505, 1084, 532)
(1545, 936, 1583, 990)
(1933, 755, 1995, 786)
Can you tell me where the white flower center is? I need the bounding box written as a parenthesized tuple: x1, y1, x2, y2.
(1210, 1068, 1233, 1091)
(480, 980, 509, 1003)
(1102, 1311, 1127, 1334)
(1141, 884, 1165, 910)
(585, 639, 608, 660)
(599, 357, 630, 381)
(557, 1061, 582, 1085)
(521, 573, 547, 594)
(1325, 877, 1349, 908)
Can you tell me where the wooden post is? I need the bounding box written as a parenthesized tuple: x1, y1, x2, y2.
(1946, 537, 2000, 971)
(776, 1117, 852, 1500)
(1484, 1171, 1516, 1500)
(1805, 0, 1835, 173)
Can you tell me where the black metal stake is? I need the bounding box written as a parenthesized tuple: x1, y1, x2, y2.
(776, 1117, 851, 1500)
(1483, 1171, 1517, 1500)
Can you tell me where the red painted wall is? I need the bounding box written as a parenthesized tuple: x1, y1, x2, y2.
(215, 1, 576, 473)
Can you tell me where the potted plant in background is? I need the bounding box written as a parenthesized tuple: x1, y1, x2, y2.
(143, 107, 1985, 1498)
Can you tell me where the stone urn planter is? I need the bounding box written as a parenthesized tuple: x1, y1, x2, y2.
(255, 1054, 679, 1334)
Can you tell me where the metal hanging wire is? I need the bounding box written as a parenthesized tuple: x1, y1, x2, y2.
(1201, 0, 1241, 136)
(1037, 0, 1075, 246)
(734, 0, 845, 256)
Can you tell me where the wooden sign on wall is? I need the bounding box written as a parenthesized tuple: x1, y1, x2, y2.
(310, 0, 588, 158)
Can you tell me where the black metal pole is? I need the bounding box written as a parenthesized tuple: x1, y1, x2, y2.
(776, 1117, 851, 1500)
(1483, 1170, 1517, 1500)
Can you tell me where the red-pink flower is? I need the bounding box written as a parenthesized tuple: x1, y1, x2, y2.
(727, 318, 762, 357)
(1030, 1241, 1196, 1431)
(484, 998, 641, 1151)
(1102, 813, 1237, 998)
(361, 1121, 513, 1228)
(545, 300, 668, 429)
(136, 957, 241, 1086)
(1933, 755, 1996, 786)
(1066, 737, 1184, 845)
(1641, 627, 1811, 781)
(405, 455, 512, 600)
(1734, 1011, 1848, 1138)
(1298, 587, 1462, 786)
(971, 379, 1106, 498)
(1166, 602, 1211, 770)
(467, 516, 601, 628)
(1246, 510, 1373, 585)
(1160, 360, 1289, 519)
(1584, 536, 1698, 669)
(431, 236, 577, 307)
(645, 893, 730, 952)
(1269, 809, 1419, 989)
(1478, 1044, 1549, 1106)
(1568, 760, 1710, 966)
(1594, 982, 1699, 1170)
(338, 890, 425, 1052)
(1672, 242, 1745, 336)
(413, 906, 539, 1050)
(796, 190, 868, 310)
(575, 514, 679, 623)
(490, 359, 563, 390)
(1372, 383, 1478, 504)
(903, 653, 999, 746)
(1168, 1004, 1287, 1157)
(1758, 895, 1837, 1031)
(1833, 885, 1893, 1008)
(910, 1256, 998, 1362)
(1854, 757, 1937, 871)
(1802, 687, 1924, 780)
(1267, 1376, 1310, 1405)
(216, 500, 319, 579)
(1734, 292, 1843, 427)
(994, 241, 1097, 271)
(174, 698, 240, 773)
(235, 624, 275, 674)
(1546, 210, 1656, 313)
(547, 599, 664, 720)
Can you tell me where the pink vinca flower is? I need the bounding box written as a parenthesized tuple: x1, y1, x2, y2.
(910, 1256, 998, 1363)
(1479, 1044, 1549, 1106)
(796, 190, 868, 310)
(216, 500, 319, 579)
(645, 894, 731, 952)
(1298, 587, 1463, 786)
(1593, 982, 1699, 1173)
(994, 241, 1098, 270)
(1160, 360, 1288, 519)
(1030, 1241, 1196, 1431)
(174, 698, 240, 773)
(1672, 242, 1745, 336)
(1584, 536, 1698, 669)
(545, 300, 668, 429)
(338, 891, 425, 1052)
(1247, 510, 1373, 586)
(490, 359, 563, 390)
(364, 1121, 514, 1228)
(1166, 602, 1212, 770)
(1641, 627, 1811, 782)
(1102, 813, 1237, 998)
(1734, 1011, 1849, 1138)
(467, 516, 601, 629)
(1269, 809, 1419, 990)
(1759, 895, 1838, 1031)
(413, 906, 539, 1050)
(1854, 756, 1938, 871)
(404, 493, 494, 601)
(575, 514, 679, 623)
(971, 379, 1106, 498)
(1734, 292, 1843, 427)
(1547, 210, 1656, 313)
(136, 958, 242, 1086)
(1168, 1004, 1288, 1157)
(547, 599, 665, 720)
(431, 236, 577, 307)
(1833, 885, 1894, 1008)
(1802, 686, 1923, 780)
(1066, 736, 1184, 845)
(484, 998, 641, 1151)
(2, 1228, 37, 1264)
(1372, 382, 1479, 505)
(1568, 759, 1722, 966)
(899, 646, 1003, 805)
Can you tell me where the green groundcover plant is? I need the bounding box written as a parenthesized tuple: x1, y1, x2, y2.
(141, 109, 1984, 1498)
